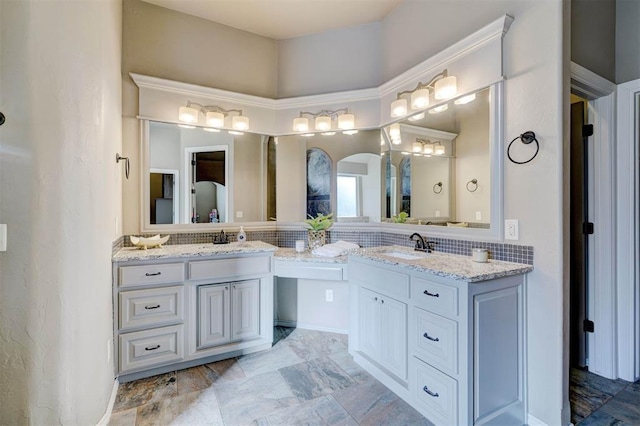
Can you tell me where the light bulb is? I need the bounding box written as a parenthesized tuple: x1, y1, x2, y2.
(390, 98, 407, 117)
(315, 116, 331, 131)
(179, 106, 199, 123)
(232, 115, 249, 131)
(411, 88, 430, 109)
(206, 111, 225, 128)
(337, 113, 355, 130)
(293, 117, 309, 132)
(434, 75, 457, 100)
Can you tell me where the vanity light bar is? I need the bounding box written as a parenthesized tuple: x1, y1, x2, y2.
(178, 101, 250, 131)
(293, 108, 356, 133)
(390, 69, 457, 118)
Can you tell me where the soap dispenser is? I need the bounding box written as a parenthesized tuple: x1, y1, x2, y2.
(237, 226, 247, 243)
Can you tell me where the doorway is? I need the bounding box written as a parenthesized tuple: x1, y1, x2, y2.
(570, 95, 591, 369)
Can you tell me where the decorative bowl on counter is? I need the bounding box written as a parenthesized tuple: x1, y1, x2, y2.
(130, 234, 170, 250)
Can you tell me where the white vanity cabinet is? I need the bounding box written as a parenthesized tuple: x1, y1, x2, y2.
(349, 255, 526, 426)
(113, 248, 274, 382)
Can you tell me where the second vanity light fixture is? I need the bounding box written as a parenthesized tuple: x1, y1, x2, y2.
(412, 138, 446, 156)
(178, 101, 250, 132)
(390, 69, 457, 118)
(293, 108, 357, 135)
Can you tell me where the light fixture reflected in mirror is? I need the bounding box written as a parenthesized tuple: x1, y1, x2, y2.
(293, 108, 356, 134)
(408, 112, 425, 122)
(429, 104, 449, 114)
(390, 69, 457, 118)
(178, 101, 250, 131)
(454, 93, 477, 105)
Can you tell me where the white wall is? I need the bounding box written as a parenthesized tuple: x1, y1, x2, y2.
(277, 22, 381, 97)
(616, 0, 640, 83)
(382, 1, 566, 424)
(0, 0, 122, 423)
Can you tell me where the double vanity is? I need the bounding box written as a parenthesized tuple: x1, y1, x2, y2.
(111, 239, 531, 426)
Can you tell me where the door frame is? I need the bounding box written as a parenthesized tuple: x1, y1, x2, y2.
(150, 168, 180, 224)
(616, 77, 640, 382)
(570, 62, 617, 379)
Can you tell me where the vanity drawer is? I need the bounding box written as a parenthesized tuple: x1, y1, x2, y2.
(349, 260, 409, 299)
(189, 256, 270, 281)
(119, 325, 184, 373)
(119, 263, 185, 288)
(413, 307, 458, 376)
(119, 286, 184, 330)
(413, 357, 458, 426)
(274, 261, 343, 281)
(412, 278, 458, 317)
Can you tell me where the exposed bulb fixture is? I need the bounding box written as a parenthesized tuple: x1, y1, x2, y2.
(390, 69, 456, 118)
(454, 93, 476, 105)
(178, 101, 249, 131)
(293, 108, 355, 133)
(429, 104, 448, 114)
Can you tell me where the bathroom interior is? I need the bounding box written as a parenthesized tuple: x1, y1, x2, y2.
(1, 0, 639, 425)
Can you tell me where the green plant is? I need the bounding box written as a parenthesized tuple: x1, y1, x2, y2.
(304, 212, 334, 231)
(392, 211, 409, 223)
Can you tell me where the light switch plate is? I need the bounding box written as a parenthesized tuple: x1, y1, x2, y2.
(505, 219, 519, 240)
(0, 224, 6, 251)
(475, 211, 482, 221)
(236, 211, 243, 218)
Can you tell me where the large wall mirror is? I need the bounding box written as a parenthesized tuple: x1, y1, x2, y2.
(382, 84, 503, 234)
(142, 121, 276, 230)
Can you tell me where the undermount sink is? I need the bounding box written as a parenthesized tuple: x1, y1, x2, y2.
(382, 251, 427, 260)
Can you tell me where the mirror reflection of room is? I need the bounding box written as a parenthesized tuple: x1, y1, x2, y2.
(148, 121, 274, 225)
(383, 87, 491, 227)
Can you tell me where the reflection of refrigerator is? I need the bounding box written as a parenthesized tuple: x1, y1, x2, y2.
(155, 198, 173, 224)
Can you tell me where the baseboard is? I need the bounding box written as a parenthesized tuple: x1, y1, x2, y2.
(96, 378, 119, 426)
(275, 319, 348, 335)
(527, 413, 549, 426)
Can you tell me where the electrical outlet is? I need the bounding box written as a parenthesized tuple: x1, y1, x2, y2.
(505, 219, 519, 240)
(325, 289, 334, 302)
(236, 211, 243, 218)
(475, 211, 482, 221)
(435, 210, 441, 217)
(0, 224, 6, 251)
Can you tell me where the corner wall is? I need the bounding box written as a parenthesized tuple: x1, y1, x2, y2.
(0, 0, 122, 423)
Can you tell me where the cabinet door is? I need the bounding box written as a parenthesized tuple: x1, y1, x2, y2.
(231, 279, 260, 341)
(198, 284, 231, 349)
(380, 295, 408, 381)
(359, 287, 381, 361)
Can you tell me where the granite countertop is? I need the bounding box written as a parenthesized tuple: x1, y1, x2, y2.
(274, 248, 348, 264)
(113, 241, 277, 262)
(351, 245, 533, 283)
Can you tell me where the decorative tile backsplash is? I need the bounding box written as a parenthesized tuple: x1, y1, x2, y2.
(115, 229, 533, 265)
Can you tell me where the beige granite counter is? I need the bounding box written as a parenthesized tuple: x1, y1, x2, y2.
(351, 245, 533, 283)
(113, 241, 277, 262)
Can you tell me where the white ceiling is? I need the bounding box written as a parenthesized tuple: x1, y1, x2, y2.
(142, 0, 404, 40)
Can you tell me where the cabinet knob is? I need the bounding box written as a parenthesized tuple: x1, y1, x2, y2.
(423, 332, 440, 342)
(380, 299, 384, 304)
(144, 304, 161, 310)
(374, 297, 378, 302)
(423, 386, 439, 397)
(423, 289, 440, 298)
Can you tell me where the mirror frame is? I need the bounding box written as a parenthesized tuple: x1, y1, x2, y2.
(379, 82, 504, 240)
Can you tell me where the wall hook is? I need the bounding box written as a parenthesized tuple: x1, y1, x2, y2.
(116, 153, 130, 179)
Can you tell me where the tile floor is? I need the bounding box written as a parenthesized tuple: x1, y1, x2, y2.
(108, 327, 430, 425)
(570, 367, 640, 425)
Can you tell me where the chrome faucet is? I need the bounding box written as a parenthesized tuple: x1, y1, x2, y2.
(410, 233, 437, 253)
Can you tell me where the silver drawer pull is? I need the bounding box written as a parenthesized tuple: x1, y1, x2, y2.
(145, 344, 161, 351)
(423, 290, 439, 298)
(144, 304, 161, 310)
(423, 386, 439, 397)
(145, 272, 162, 277)
(423, 332, 440, 342)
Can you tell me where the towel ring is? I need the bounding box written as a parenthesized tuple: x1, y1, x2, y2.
(433, 182, 443, 194)
(507, 131, 539, 165)
(466, 179, 478, 192)
(116, 153, 130, 180)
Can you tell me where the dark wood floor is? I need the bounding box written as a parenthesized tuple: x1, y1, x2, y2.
(571, 367, 640, 425)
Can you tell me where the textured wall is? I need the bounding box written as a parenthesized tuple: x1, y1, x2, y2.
(0, 0, 122, 424)
(572, 0, 616, 82)
(616, 0, 640, 83)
